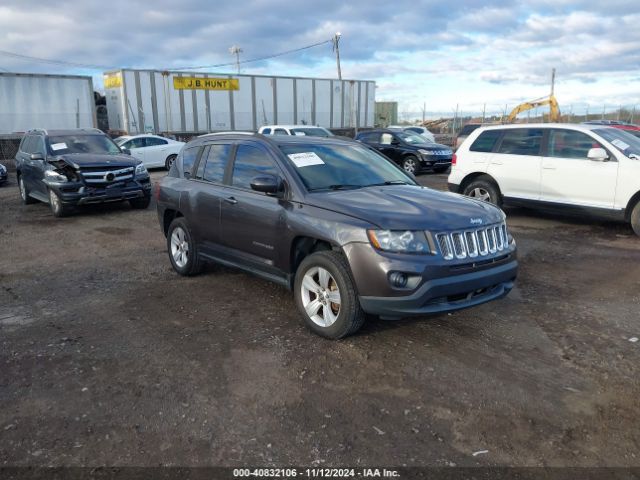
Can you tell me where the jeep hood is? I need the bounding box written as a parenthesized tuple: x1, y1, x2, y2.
(306, 185, 504, 230)
(48, 153, 139, 169)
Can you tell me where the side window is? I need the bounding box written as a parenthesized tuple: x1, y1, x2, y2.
(261, 128, 271, 135)
(496, 129, 543, 156)
(380, 133, 394, 145)
(548, 130, 601, 159)
(129, 138, 146, 149)
(181, 146, 200, 178)
(274, 129, 288, 135)
(470, 130, 502, 152)
(231, 145, 280, 190)
(146, 137, 168, 147)
(359, 132, 378, 143)
(202, 144, 231, 183)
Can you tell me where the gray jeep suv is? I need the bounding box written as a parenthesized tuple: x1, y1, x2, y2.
(157, 133, 518, 338)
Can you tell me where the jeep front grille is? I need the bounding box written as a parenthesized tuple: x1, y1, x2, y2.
(80, 166, 134, 186)
(436, 223, 509, 260)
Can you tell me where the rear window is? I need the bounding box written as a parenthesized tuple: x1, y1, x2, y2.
(470, 130, 501, 152)
(496, 129, 543, 156)
(199, 144, 231, 183)
(460, 124, 481, 136)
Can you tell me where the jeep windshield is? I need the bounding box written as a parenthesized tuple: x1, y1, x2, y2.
(47, 135, 123, 155)
(279, 143, 417, 191)
(594, 128, 640, 158)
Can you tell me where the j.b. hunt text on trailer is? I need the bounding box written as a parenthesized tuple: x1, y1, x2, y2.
(103, 69, 375, 135)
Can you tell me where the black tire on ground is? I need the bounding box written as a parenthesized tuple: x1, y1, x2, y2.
(166, 217, 203, 276)
(48, 189, 72, 217)
(631, 201, 640, 237)
(18, 175, 36, 204)
(433, 166, 450, 174)
(130, 195, 151, 209)
(402, 155, 419, 175)
(462, 176, 502, 207)
(293, 250, 366, 339)
(165, 154, 177, 171)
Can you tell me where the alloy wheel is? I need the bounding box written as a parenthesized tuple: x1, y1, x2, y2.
(300, 266, 342, 327)
(170, 227, 189, 268)
(469, 187, 491, 202)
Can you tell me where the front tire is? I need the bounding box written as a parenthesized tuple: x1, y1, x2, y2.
(294, 251, 365, 339)
(165, 154, 177, 171)
(167, 218, 203, 276)
(631, 201, 640, 237)
(462, 176, 502, 207)
(402, 155, 419, 175)
(48, 189, 72, 217)
(18, 176, 36, 204)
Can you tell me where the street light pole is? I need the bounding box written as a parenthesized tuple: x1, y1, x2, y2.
(229, 45, 242, 74)
(332, 32, 342, 80)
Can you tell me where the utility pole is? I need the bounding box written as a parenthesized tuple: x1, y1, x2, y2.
(332, 32, 342, 80)
(481, 103, 486, 123)
(421, 101, 426, 125)
(550, 67, 556, 96)
(229, 45, 242, 74)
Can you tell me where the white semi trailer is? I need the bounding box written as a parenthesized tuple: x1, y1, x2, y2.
(103, 69, 375, 135)
(0, 72, 96, 134)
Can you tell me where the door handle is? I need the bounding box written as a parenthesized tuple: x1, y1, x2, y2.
(490, 161, 503, 165)
(224, 196, 238, 205)
(542, 166, 556, 170)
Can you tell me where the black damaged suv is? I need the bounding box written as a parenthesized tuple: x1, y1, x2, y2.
(157, 133, 517, 339)
(15, 129, 151, 217)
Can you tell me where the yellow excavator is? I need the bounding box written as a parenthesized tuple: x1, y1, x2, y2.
(506, 68, 561, 123)
(506, 94, 561, 123)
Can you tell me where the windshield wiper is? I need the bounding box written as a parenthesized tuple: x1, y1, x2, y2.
(309, 184, 364, 191)
(364, 180, 413, 187)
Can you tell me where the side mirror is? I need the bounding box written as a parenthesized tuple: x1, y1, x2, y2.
(587, 147, 609, 162)
(250, 175, 283, 195)
(121, 148, 131, 155)
(30, 153, 44, 161)
(391, 139, 400, 146)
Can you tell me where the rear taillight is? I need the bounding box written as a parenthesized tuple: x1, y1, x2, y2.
(452, 153, 457, 166)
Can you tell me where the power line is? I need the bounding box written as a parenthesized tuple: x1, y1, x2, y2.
(0, 39, 333, 72)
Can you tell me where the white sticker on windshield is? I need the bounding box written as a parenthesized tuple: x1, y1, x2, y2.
(611, 139, 630, 150)
(51, 142, 67, 151)
(288, 152, 325, 167)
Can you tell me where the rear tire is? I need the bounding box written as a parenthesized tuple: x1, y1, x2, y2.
(18, 176, 36, 204)
(130, 195, 151, 209)
(462, 176, 502, 207)
(165, 154, 177, 171)
(167, 217, 203, 276)
(48, 189, 72, 217)
(294, 251, 365, 339)
(631, 201, 640, 237)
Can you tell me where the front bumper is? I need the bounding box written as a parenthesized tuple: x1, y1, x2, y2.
(46, 176, 152, 205)
(419, 155, 452, 170)
(0, 172, 7, 184)
(358, 260, 517, 319)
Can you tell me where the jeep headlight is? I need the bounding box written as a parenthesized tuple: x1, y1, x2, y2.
(135, 163, 148, 176)
(367, 230, 430, 254)
(44, 170, 68, 182)
(418, 149, 433, 156)
(0, 164, 6, 174)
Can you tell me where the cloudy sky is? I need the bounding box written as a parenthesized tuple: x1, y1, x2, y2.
(1, 0, 638, 117)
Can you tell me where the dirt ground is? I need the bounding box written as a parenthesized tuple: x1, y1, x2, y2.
(0, 168, 639, 468)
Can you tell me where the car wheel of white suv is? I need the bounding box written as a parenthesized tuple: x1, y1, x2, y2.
(463, 176, 502, 207)
(631, 201, 640, 237)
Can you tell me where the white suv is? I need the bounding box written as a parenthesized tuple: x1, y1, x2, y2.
(448, 123, 640, 236)
(258, 125, 334, 137)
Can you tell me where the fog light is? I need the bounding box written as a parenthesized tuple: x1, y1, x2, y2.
(389, 272, 408, 288)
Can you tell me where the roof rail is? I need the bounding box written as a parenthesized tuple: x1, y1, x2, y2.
(197, 131, 258, 138)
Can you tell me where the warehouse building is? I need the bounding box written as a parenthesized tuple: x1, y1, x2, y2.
(103, 69, 375, 135)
